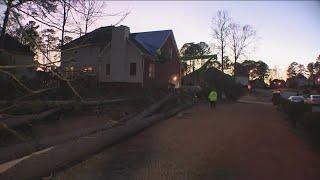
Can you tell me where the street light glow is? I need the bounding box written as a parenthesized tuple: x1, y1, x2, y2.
(172, 75, 178, 81)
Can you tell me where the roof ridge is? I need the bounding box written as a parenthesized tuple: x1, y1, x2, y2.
(131, 29, 172, 34)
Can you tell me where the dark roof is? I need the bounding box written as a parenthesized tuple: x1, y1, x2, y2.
(61, 26, 174, 56)
(61, 26, 113, 50)
(295, 74, 307, 80)
(131, 30, 172, 55)
(0, 33, 34, 55)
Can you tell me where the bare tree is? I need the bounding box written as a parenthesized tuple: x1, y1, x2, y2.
(0, 0, 57, 47)
(58, 0, 76, 46)
(211, 10, 231, 73)
(229, 23, 257, 78)
(76, 0, 105, 35)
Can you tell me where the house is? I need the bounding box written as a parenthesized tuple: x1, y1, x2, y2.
(286, 74, 309, 88)
(309, 72, 320, 87)
(270, 79, 285, 89)
(234, 68, 249, 86)
(249, 78, 267, 88)
(60, 25, 181, 88)
(0, 33, 35, 78)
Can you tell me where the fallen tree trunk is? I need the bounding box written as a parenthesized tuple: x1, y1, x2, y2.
(0, 119, 118, 164)
(0, 96, 146, 129)
(0, 97, 143, 106)
(0, 95, 173, 163)
(0, 95, 192, 180)
(0, 108, 61, 129)
(0, 96, 177, 163)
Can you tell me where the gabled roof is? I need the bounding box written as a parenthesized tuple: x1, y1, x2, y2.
(0, 33, 34, 55)
(61, 26, 113, 50)
(131, 30, 173, 55)
(61, 26, 175, 56)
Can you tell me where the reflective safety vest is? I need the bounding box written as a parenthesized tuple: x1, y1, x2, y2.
(208, 90, 217, 101)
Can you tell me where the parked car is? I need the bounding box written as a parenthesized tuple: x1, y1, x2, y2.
(288, 96, 305, 103)
(305, 95, 320, 105)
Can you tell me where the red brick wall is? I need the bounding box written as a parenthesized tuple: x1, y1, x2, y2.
(143, 59, 180, 88)
(143, 35, 181, 88)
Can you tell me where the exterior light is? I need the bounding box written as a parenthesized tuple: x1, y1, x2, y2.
(70, 66, 74, 71)
(316, 77, 320, 85)
(172, 75, 178, 81)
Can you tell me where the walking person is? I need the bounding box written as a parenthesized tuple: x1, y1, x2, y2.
(208, 89, 217, 109)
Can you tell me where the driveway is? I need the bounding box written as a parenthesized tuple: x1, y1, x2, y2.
(54, 102, 320, 180)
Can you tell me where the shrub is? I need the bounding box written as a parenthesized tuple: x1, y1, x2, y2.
(304, 112, 320, 144)
(279, 98, 311, 126)
(202, 68, 246, 101)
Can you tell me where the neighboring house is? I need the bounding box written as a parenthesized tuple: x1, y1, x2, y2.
(60, 25, 181, 88)
(270, 79, 285, 88)
(180, 54, 216, 76)
(235, 71, 249, 86)
(249, 78, 267, 88)
(309, 72, 320, 87)
(235, 76, 249, 86)
(286, 74, 309, 88)
(315, 72, 320, 86)
(0, 33, 35, 78)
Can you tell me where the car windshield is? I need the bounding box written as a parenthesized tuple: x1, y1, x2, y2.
(311, 95, 320, 99)
(290, 96, 304, 101)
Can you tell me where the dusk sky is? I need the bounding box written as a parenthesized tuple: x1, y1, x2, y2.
(96, 1, 320, 76)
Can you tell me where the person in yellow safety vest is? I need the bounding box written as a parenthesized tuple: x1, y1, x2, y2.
(208, 89, 217, 109)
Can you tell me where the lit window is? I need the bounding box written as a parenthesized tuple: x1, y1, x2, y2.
(88, 66, 93, 72)
(130, 63, 136, 76)
(148, 63, 155, 78)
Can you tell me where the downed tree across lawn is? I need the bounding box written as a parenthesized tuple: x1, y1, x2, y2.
(0, 108, 61, 129)
(0, 95, 193, 179)
(0, 97, 192, 179)
(0, 97, 144, 129)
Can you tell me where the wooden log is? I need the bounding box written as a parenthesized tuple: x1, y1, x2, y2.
(0, 96, 177, 163)
(0, 119, 118, 164)
(0, 97, 192, 180)
(0, 108, 61, 129)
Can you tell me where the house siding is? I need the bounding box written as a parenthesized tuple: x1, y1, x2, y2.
(61, 45, 100, 73)
(60, 26, 180, 88)
(99, 41, 144, 84)
(143, 34, 181, 88)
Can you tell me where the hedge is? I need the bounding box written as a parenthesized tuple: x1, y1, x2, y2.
(276, 96, 320, 143)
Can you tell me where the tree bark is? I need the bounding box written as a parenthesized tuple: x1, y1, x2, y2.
(61, 3, 66, 46)
(0, 0, 13, 48)
(221, 46, 224, 73)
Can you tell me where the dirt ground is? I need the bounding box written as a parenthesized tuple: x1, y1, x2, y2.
(0, 101, 148, 147)
(53, 101, 320, 180)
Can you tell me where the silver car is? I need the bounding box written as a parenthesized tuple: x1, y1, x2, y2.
(309, 95, 320, 104)
(288, 96, 305, 103)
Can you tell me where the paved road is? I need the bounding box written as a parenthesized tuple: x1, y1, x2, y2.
(54, 102, 320, 180)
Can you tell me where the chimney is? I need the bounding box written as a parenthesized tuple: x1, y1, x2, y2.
(110, 25, 130, 82)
